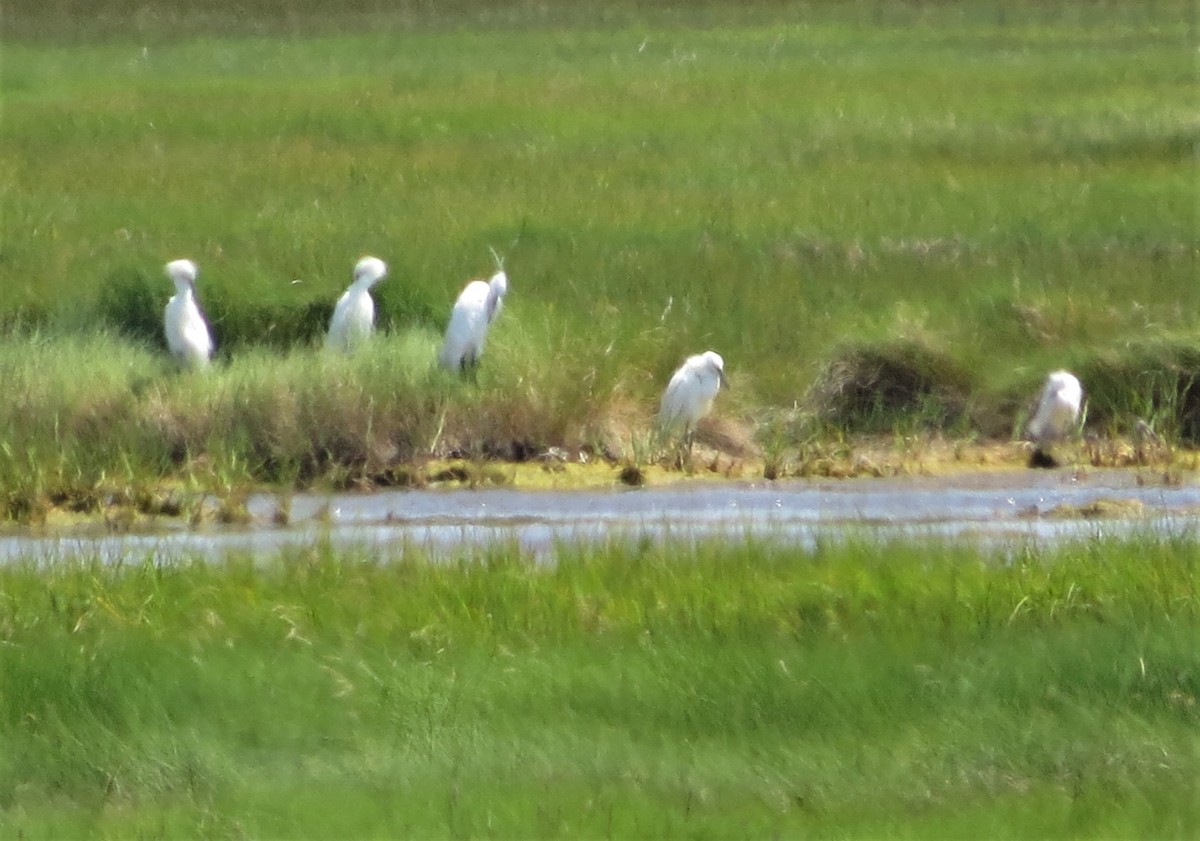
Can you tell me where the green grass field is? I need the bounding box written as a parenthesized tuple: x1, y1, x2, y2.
(2, 535, 1197, 838)
(2, 8, 1198, 834)
(1, 0, 1196, 498)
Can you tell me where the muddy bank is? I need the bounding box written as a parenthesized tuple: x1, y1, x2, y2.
(3, 434, 1196, 531)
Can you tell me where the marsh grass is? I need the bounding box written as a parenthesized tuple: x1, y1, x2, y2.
(1, 534, 1197, 838)
(0, 319, 639, 517)
(805, 337, 976, 434)
(0, 0, 1196, 493)
(1076, 340, 1200, 443)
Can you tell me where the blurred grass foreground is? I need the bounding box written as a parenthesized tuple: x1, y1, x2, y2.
(1, 535, 1198, 838)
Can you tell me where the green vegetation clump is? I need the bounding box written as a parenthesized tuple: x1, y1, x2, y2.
(1, 535, 1197, 838)
(1077, 340, 1200, 444)
(806, 338, 975, 433)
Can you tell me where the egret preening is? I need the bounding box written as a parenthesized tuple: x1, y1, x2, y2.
(438, 269, 509, 375)
(163, 259, 214, 370)
(327, 256, 388, 353)
(658, 350, 728, 453)
(1027, 369, 1083, 468)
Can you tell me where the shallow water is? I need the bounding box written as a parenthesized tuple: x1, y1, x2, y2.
(1, 469, 1196, 564)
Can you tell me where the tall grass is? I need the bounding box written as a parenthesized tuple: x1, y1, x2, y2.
(1, 534, 1197, 838)
(0, 323, 633, 509)
(0, 0, 1195, 485)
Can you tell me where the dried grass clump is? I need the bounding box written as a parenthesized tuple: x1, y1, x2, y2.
(438, 393, 546, 462)
(806, 339, 975, 433)
(434, 333, 635, 463)
(437, 378, 618, 462)
(694, 416, 759, 458)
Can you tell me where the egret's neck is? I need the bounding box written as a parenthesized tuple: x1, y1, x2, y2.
(173, 279, 194, 299)
(486, 286, 504, 319)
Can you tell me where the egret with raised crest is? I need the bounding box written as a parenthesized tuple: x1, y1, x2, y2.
(439, 250, 509, 376)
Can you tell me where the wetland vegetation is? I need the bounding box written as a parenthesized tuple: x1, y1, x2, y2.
(2, 4, 1199, 837)
(0, 0, 1196, 515)
(2, 534, 1198, 839)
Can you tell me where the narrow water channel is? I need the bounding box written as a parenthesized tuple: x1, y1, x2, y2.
(2, 469, 1196, 563)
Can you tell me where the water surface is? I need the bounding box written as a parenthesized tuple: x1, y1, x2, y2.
(2, 469, 1195, 563)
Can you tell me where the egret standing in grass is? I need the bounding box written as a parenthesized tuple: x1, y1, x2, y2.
(1027, 369, 1083, 468)
(438, 268, 509, 376)
(659, 351, 728, 453)
(327, 256, 388, 353)
(163, 258, 214, 370)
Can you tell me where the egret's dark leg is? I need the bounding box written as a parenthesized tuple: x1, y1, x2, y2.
(459, 351, 480, 384)
(1028, 445, 1059, 469)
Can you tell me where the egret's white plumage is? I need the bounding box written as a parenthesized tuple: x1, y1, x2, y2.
(163, 259, 214, 370)
(327, 256, 388, 353)
(1028, 369, 1083, 444)
(438, 270, 509, 372)
(659, 351, 728, 447)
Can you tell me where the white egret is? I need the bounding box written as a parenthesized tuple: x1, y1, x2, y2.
(163, 258, 214, 370)
(327, 256, 388, 353)
(438, 269, 509, 374)
(1027, 369, 1083, 467)
(658, 350, 729, 452)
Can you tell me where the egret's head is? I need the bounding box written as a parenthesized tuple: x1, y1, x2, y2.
(1047, 369, 1081, 396)
(354, 256, 388, 287)
(484, 271, 509, 322)
(703, 350, 728, 388)
(165, 259, 198, 289)
(489, 271, 508, 299)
